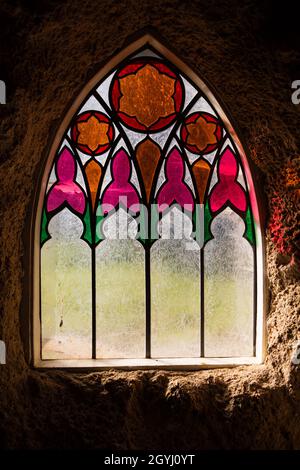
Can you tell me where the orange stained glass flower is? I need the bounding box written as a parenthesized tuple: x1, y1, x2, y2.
(187, 116, 217, 152)
(78, 116, 109, 152)
(111, 61, 183, 132)
(119, 64, 175, 127)
(71, 111, 114, 156)
(181, 112, 222, 155)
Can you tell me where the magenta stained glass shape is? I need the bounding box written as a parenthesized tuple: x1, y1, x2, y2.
(47, 147, 86, 215)
(102, 148, 140, 214)
(210, 147, 247, 213)
(157, 148, 194, 213)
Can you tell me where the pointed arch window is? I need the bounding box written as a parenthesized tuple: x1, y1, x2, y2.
(33, 35, 265, 368)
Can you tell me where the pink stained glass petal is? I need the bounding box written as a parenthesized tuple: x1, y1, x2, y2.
(210, 147, 247, 213)
(219, 147, 237, 179)
(56, 147, 76, 182)
(102, 148, 140, 214)
(157, 148, 194, 212)
(47, 147, 86, 215)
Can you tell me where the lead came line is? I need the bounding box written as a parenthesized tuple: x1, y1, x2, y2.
(92, 244, 96, 359)
(200, 248, 205, 358)
(145, 246, 151, 358)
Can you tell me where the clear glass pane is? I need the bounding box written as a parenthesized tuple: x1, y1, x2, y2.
(41, 209, 92, 359)
(151, 208, 200, 357)
(204, 208, 254, 357)
(96, 210, 145, 358)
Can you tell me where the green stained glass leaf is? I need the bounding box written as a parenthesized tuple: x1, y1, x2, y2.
(41, 207, 51, 246)
(244, 205, 255, 246)
(204, 200, 213, 244)
(82, 203, 93, 246)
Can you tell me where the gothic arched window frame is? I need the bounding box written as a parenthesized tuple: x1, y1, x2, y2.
(30, 33, 266, 369)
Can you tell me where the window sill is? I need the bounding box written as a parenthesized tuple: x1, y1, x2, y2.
(34, 356, 263, 370)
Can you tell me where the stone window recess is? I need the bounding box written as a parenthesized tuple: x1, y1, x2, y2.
(32, 34, 265, 369)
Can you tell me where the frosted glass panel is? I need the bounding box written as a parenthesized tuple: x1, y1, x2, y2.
(101, 208, 138, 240)
(204, 208, 254, 357)
(151, 209, 200, 357)
(41, 209, 92, 359)
(96, 239, 145, 358)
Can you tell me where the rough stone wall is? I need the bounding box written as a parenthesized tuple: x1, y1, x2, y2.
(0, 0, 299, 449)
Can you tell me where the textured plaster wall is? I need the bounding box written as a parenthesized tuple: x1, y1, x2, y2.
(0, 0, 299, 449)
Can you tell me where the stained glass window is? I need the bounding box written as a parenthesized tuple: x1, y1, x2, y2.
(35, 36, 264, 367)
